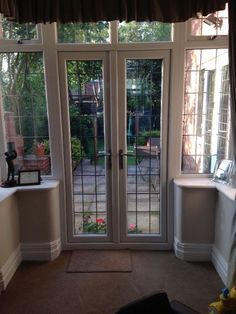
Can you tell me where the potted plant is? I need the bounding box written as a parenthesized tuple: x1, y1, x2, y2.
(34, 141, 45, 156)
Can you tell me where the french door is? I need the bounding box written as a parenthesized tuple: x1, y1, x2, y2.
(58, 50, 169, 247)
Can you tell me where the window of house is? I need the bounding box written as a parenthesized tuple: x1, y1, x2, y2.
(57, 22, 110, 43)
(188, 4, 228, 38)
(0, 15, 38, 41)
(118, 21, 172, 42)
(182, 49, 230, 174)
(0, 52, 51, 175)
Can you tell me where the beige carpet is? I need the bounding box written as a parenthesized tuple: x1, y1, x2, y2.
(66, 250, 132, 272)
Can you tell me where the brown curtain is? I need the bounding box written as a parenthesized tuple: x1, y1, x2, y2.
(226, 0, 236, 290)
(0, 0, 228, 24)
(0, 0, 15, 19)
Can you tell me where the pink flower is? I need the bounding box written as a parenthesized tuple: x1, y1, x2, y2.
(129, 223, 136, 230)
(96, 218, 105, 224)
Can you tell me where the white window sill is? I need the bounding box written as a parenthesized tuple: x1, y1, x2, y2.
(0, 180, 59, 203)
(174, 178, 236, 201)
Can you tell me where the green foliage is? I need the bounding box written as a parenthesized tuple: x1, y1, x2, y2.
(57, 22, 109, 43)
(119, 21, 172, 42)
(69, 105, 94, 156)
(0, 52, 49, 154)
(80, 217, 141, 234)
(41, 139, 50, 155)
(126, 58, 162, 114)
(1, 18, 37, 40)
(137, 130, 160, 145)
(128, 223, 142, 234)
(81, 216, 106, 234)
(71, 137, 84, 166)
(67, 59, 104, 157)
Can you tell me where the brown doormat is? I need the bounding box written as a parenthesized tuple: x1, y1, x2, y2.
(66, 250, 132, 273)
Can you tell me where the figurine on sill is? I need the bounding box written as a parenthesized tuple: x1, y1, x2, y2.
(1, 150, 17, 188)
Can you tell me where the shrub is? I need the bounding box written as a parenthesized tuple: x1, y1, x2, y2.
(137, 130, 160, 145)
(71, 137, 85, 166)
(41, 139, 50, 155)
(81, 216, 106, 234)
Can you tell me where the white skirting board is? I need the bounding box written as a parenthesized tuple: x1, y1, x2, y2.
(21, 239, 61, 261)
(0, 239, 61, 293)
(0, 245, 22, 293)
(174, 237, 212, 261)
(174, 238, 229, 285)
(211, 245, 228, 285)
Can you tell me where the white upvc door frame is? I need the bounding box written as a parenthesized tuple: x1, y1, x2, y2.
(118, 50, 170, 244)
(58, 51, 113, 243)
(58, 49, 171, 249)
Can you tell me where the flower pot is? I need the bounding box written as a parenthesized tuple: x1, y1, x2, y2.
(35, 147, 45, 156)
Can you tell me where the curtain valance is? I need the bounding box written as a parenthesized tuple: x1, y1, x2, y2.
(0, 0, 228, 24)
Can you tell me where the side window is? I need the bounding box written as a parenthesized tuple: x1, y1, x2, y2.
(0, 52, 51, 175)
(182, 49, 230, 174)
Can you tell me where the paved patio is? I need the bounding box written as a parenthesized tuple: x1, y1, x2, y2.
(73, 158, 160, 234)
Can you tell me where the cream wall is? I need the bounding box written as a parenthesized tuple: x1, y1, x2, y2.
(0, 181, 61, 293)
(17, 188, 60, 243)
(174, 178, 236, 285)
(0, 195, 20, 269)
(214, 192, 235, 262)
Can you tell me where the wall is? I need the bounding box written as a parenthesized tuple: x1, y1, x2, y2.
(0, 181, 61, 293)
(174, 178, 236, 285)
(212, 187, 236, 285)
(0, 194, 21, 292)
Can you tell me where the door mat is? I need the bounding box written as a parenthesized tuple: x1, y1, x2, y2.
(66, 250, 132, 273)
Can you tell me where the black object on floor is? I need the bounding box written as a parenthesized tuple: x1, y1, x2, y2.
(116, 292, 199, 314)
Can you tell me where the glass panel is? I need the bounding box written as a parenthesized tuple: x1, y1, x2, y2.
(0, 52, 51, 175)
(119, 21, 172, 42)
(57, 22, 110, 43)
(66, 59, 107, 235)
(126, 58, 162, 235)
(190, 4, 228, 37)
(0, 15, 37, 40)
(182, 49, 230, 174)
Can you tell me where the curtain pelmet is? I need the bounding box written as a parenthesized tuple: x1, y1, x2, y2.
(0, 0, 228, 24)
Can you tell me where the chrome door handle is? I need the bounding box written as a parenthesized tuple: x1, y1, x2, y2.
(96, 149, 112, 170)
(119, 149, 135, 169)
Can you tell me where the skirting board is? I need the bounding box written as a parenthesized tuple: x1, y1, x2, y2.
(21, 238, 61, 261)
(174, 237, 212, 261)
(0, 245, 22, 293)
(211, 245, 228, 285)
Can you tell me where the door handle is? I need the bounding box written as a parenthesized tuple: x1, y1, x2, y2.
(96, 149, 112, 170)
(119, 149, 135, 169)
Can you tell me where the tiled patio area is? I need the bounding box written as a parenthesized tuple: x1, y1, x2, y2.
(73, 158, 160, 234)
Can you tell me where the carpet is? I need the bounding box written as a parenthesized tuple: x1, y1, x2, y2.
(66, 250, 132, 273)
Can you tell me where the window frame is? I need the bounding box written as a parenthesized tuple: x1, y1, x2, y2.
(180, 8, 230, 177)
(0, 17, 230, 183)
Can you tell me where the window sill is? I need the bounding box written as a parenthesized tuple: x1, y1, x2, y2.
(174, 178, 236, 201)
(0, 180, 59, 203)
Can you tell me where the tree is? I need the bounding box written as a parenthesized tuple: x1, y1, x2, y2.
(119, 21, 172, 42)
(67, 59, 104, 157)
(57, 22, 109, 43)
(126, 58, 162, 138)
(0, 52, 49, 153)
